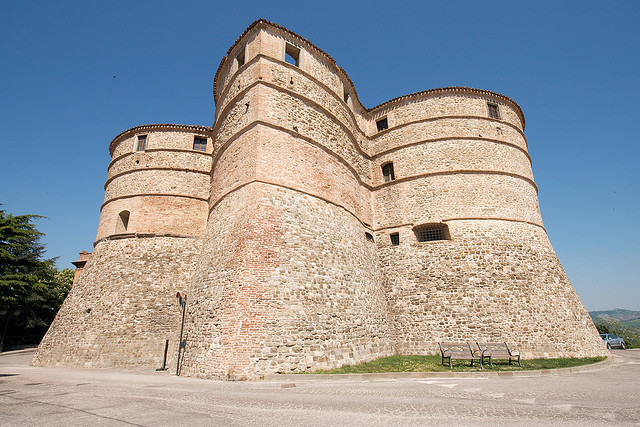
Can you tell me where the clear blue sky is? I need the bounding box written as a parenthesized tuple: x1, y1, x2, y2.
(1, 1, 638, 311)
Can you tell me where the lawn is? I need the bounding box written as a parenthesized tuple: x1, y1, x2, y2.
(304, 354, 607, 374)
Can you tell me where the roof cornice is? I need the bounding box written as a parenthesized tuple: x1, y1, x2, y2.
(213, 19, 525, 130)
(108, 124, 212, 155)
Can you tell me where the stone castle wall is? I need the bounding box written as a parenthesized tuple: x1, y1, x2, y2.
(34, 20, 607, 377)
(34, 125, 213, 368)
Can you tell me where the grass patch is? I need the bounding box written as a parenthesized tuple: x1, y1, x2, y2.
(304, 354, 606, 374)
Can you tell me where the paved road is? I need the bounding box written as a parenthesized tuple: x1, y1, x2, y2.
(1, 350, 638, 426)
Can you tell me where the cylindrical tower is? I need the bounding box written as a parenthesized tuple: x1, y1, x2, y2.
(370, 89, 606, 358)
(179, 21, 395, 379)
(33, 124, 213, 368)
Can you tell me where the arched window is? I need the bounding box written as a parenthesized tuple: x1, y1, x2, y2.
(382, 162, 395, 182)
(116, 210, 130, 233)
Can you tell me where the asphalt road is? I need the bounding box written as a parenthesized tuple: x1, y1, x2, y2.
(1, 349, 638, 426)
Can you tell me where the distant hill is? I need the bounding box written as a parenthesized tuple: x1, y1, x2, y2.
(590, 309, 640, 323)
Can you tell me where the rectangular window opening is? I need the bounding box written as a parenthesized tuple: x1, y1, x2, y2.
(343, 86, 350, 104)
(488, 103, 500, 119)
(382, 162, 395, 182)
(285, 43, 300, 67)
(136, 135, 147, 152)
(376, 117, 388, 132)
(390, 233, 400, 246)
(236, 48, 245, 68)
(414, 224, 451, 242)
(193, 136, 207, 151)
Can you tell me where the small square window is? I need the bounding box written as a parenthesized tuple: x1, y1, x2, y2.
(382, 162, 395, 182)
(136, 135, 147, 151)
(285, 43, 300, 67)
(376, 117, 388, 132)
(390, 233, 400, 246)
(488, 103, 500, 119)
(193, 136, 207, 151)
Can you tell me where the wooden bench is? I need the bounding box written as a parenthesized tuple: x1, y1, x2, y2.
(438, 342, 482, 369)
(476, 342, 521, 367)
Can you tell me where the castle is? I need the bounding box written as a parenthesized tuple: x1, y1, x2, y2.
(33, 20, 607, 379)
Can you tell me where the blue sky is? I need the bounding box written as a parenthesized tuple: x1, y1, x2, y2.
(1, 1, 638, 311)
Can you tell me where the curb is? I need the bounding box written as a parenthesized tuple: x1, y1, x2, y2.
(263, 356, 612, 382)
(0, 347, 37, 356)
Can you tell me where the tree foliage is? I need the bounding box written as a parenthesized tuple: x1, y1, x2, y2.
(1, 208, 73, 350)
(594, 320, 640, 349)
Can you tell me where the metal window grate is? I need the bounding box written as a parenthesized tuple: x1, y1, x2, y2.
(390, 233, 400, 246)
(488, 103, 499, 119)
(415, 224, 450, 242)
(193, 136, 207, 151)
(376, 117, 388, 132)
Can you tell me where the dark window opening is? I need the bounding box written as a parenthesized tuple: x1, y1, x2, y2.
(236, 48, 245, 68)
(488, 103, 499, 119)
(193, 136, 207, 151)
(285, 43, 300, 67)
(136, 135, 147, 151)
(365, 232, 374, 242)
(414, 224, 451, 242)
(376, 117, 388, 132)
(382, 162, 395, 182)
(343, 86, 350, 103)
(390, 233, 400, 246)
(117, 210, 130, 233)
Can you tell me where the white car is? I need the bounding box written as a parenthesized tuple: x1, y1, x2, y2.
(600, 334, 626, 349)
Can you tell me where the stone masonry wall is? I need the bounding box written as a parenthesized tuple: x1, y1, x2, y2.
(377, 220, 607, 358)
(179, 183, 393, 380)
(32, 236, 203, 368)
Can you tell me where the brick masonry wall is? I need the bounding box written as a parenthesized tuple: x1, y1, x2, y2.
(97, 128, 212, 240)
(179, 183, 393, 380)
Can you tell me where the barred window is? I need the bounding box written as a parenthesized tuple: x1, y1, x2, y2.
(376, 117, 388, 132)
(488, 103, 499, 119)
(193, 136, 207, 151)
(136, 135, 147, 151)
(414, 224, 450, 242)
(382, 162, 395, 182)
(390, 233, 400, 246)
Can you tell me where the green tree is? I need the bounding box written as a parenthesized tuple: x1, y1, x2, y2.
(0, 208, 68, 351)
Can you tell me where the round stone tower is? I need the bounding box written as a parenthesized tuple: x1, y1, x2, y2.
(33, 124, 213, 368)
(178, 22, 395, 380)
(368, 89, 604, 358)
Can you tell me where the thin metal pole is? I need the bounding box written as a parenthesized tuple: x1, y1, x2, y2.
(176, 294, 187, 376)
